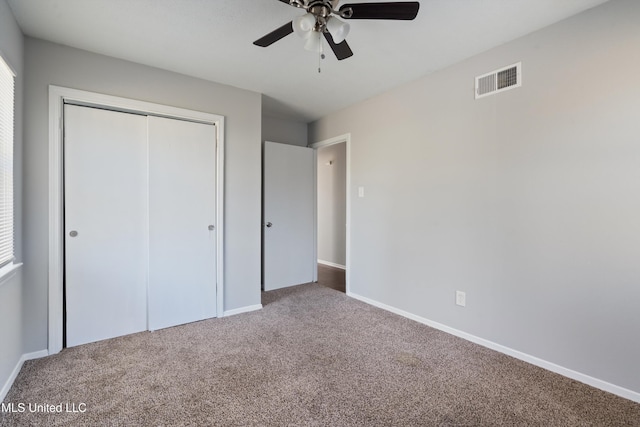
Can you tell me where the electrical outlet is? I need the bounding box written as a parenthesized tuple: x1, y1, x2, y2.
(455, 291, 466, 307)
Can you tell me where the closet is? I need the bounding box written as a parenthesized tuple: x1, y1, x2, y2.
(64, 104, 217, 347)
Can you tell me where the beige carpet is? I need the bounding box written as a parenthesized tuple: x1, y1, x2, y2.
(2, 284, 639, 426)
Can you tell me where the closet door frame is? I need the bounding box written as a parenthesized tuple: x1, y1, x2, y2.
(47, 85, 225, 355)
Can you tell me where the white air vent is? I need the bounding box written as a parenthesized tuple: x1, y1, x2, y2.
(475, 62, 522, 99)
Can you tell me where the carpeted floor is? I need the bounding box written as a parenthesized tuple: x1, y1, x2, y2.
(2, 284, 639, 426)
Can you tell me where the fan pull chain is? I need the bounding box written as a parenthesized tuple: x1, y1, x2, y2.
(318, 35, 325, 74)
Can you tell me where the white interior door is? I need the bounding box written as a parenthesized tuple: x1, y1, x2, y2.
(148, 116, 217, 330)
(263, 141, 315, 291)
(64, 105, 148, 347)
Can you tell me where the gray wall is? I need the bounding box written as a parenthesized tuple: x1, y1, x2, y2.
(310, 0, 640, 394)
(0, 0, 24, 396)
(317, 143, 346, 266)
(23, 38, 262, 353)
(262, 114, 308, 146)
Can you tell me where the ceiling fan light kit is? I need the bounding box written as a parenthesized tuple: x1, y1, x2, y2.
(293, 13, 316, 38)
(254, 0, 420, 62)
(295, 13, 349, 46)
(326, 17, 350, 44)
(304, 31, 323, 53)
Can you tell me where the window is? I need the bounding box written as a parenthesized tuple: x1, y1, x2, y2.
(0, 54, 15, 270)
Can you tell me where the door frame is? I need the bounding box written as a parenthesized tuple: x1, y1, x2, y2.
(48, 85, 225, 355)
(309, 133, 351, 294)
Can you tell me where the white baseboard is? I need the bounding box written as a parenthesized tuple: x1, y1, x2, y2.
(318, 260, 346, 270)
(347, 291, 640, 404)
(223, 304, 262, 317)
(0, 349, 49, 402)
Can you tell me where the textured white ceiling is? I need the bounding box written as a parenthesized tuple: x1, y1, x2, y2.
(8, 0, 609, 122)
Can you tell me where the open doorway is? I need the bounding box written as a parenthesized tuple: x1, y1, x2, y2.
(314, 140, 347, 293)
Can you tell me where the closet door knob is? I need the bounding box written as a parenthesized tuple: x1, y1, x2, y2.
(69, 230, 78, 237)
(208, 225, 215, 231)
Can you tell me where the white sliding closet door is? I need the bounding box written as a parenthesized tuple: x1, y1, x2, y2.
(65, 105, 218, 347)
(148, 116, 217, 330)
(65, 105, 148, 347)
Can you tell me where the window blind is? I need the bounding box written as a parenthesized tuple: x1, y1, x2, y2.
(0, 55, 15, 268)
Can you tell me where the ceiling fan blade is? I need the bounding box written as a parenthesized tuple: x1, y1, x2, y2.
(324, 32, 354, 61)
(253, 22, 294, 47)
(340, 2, 420, 20)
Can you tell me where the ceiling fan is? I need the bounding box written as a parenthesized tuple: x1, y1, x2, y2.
(254, 1, 420, 61)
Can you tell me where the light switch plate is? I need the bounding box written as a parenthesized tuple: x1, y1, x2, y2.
(456, 291, 466, 307)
